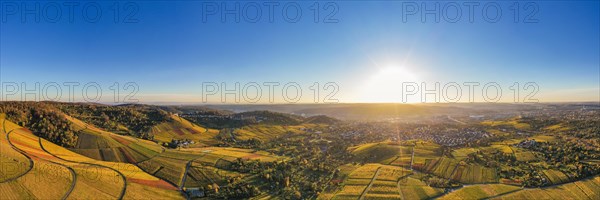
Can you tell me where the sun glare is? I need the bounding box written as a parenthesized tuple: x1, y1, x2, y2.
(357, 66, 421, 103)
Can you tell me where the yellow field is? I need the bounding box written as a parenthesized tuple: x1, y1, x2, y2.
(439, 184, 521, 200)
(543, 169, 570, 184)
(348, 164, 380, 179)
(0, 158, 73, 200)
(493, 176, 600, 199)
(150, 115, 219, 146)
(365, 180, 401, 199)
(423, 157, 498, 183)
(1, 117, 182, 199)
(451, 148, 479, 161)
(233, 124, 306, 141)
(0, 127, 31, 182)
(375, 165, 411, 181)
(65, 115, 164, 163)
(398, 177, 444, 200)
(481, 118, 531, 130)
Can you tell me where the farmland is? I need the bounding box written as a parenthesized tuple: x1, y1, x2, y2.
(492, 176, 600, 199)
(138, 146, 284, 189)
(232, 124, 308, 142)
(439, 184, 521, 200)
(1, 102, 599, 199)
(149, 115, 220, 146)
(480, 118, 532, 131)
(422, 157, 498, 184)
(0, 116, 183, 199)
(65, 115, 163, 163)
(397, 177, 445, 200)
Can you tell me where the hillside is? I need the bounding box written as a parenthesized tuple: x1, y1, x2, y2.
(0, 115, 182, 199)
(65, 115, 164, 163)
(149, 115, 220, 146)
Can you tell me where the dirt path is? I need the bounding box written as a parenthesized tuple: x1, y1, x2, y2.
(359, 167, 382, 200)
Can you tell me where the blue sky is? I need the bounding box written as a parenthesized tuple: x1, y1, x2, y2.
(1, 1, 598, 103)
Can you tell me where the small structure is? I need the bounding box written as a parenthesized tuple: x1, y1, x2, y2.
(185, 187, 205, 198)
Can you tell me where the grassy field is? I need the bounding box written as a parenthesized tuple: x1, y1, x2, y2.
(330, 164, 380, 199)
(439, 184, 521, 200)
(543, 169, 570, 184)
(364, 180, 401, 199)
(0, 124, 31, 182)
(233, 124, 307, 141)
(423, 157, 498, 184)
(349, 140, 440, 169)
(398, 177, 445, 200)
(451, 148, 479, 161)
(150, 115, 220, 146)
(1, 117, 182, 199)
(65, 115, 163, 163)
(325, 164, 414, 200)
(350, 142, 410, 165)
(0, 118, 73, 200)
(492, 176, 600, 199)
(138, 146, 283, 189)
(481, 118, 531, 130)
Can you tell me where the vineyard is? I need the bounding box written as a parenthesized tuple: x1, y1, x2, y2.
(439, 184, 521, 200)
(0, 116, 182, 200)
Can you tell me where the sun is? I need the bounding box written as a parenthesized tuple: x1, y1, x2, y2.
(356, 66, 421, 103)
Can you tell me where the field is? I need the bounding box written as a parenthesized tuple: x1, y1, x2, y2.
(326, 164, 415, 200)
(451, 148, 479, 161)
(233, 124, 307, 141)
(0, 121, 31, 182)
(350, 142, 409, 164)
(398, 177, 445, 200)
(0, 117, 183, 199)
(542, 169, 570, 184)
(439, 184, 521, 200)
(364, 180, 401, 199)
(65, 115, 163, 163)
(492, 176, 600, 199)
(138, 146, 283, 189)
(0, 158, 73, 199)
(423, 157, 498, 184)
(480, 118, 531, 130)
(349, 140, 441, 169)
(150, 115, 220, 146)
(330, 164, 380, 199)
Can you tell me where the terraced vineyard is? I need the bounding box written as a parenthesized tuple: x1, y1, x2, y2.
(439, 184, 521, 200)
(232, 124, 308, 141)
(397, 177, 445, 200)
(422, 157, 498, 184)
(492, 176, 600, 199)
(0, 116, 183, 199)
(150, 115, 220, 146)
(66, 115, 164, 163)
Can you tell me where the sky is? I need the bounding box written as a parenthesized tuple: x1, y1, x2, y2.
(0, 1, 599, 104)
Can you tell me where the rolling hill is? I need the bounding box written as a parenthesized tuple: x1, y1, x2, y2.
(149, 115, 220, 146)
(0, 114, 182, 199)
